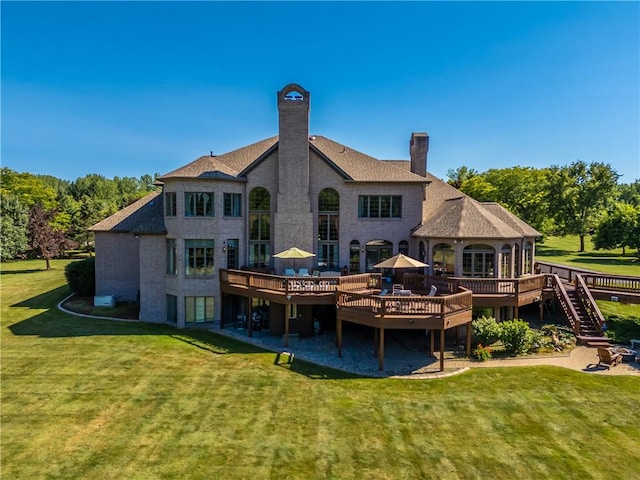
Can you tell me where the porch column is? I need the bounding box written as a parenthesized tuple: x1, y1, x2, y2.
(440, 328, 445, 372)
(378, 327, 385, 371)
(337, 316, 342, 357)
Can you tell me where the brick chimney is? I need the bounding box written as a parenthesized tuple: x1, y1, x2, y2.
(410, 132, 429, 177)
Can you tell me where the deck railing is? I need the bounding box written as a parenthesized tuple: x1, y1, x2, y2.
(337, 287, 472, 317)
(580, 273, 640, 294)
(575, 274, 604, 335)
(220, 269, 378, 295)
(535, 261, 601, 283)
(403, 273, 546, 296)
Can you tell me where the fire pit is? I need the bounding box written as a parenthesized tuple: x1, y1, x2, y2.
(609, 347, 638, 363)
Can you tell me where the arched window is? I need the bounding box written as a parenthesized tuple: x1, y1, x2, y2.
(317, 188, 339, 270)
(398, 240, 409, 255)
(501, 244, 512, 279)
(365, 240, 393, 272)
(523, 241, 533, 275)
(432, 243, 454, 276)
(350, 240, 360, 274)
(463, 244, 496, 278)
(248, 187, 271, 268)
(418, 241, 426, 263)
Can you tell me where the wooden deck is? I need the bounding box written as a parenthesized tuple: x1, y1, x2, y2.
(219, 269, 550, 371)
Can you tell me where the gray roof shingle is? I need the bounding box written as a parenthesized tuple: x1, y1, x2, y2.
(90, 191, 166, 234)
(413, 195, 523, 239)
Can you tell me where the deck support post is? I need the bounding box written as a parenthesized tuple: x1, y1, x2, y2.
(466, 322, 472, 357)
(246, 297, 253, 337)
(337, 316, 342, 358)
(284, 308, 290, 348)
(440, 328, 445, 372)
(379, 327, 385, 371)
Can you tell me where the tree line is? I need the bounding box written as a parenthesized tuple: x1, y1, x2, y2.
(1, 168, 158, 267)
(447, 161, 639, 257)
(1, 160, 638, 268)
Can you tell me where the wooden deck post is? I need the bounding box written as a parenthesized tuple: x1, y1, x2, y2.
(379, 327, 385, 371)
(440, 328, 445, 372)
(466, 322, 472, 356)
(337, 316, 342, 358)
(284, 308, 290, 348)
(246, 297, 252, 337)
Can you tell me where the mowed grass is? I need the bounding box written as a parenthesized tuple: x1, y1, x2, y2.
(2, 260, 639, 479)
(536, 235, 640, 277)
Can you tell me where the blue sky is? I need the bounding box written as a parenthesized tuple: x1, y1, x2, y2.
(2, 1, 639, 183)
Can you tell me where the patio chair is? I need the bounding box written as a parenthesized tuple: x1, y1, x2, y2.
(284, 268, 295, 276)
(297, 268, 309, 276)
(379, 289, 388, 296)
(392, 284, 404, 294)
(597, 347, 622, 368)
(428, 285, 437, 297)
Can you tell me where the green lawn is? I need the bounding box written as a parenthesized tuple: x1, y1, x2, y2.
(536, 235, 640, 277)
(2, 260, 639, 479)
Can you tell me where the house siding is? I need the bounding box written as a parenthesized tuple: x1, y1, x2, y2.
(94, 232, 140, 302)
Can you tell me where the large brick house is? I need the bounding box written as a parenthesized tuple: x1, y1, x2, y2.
(91, 83, 540, 329)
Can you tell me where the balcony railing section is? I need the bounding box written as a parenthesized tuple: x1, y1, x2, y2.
(337, 288, 472, 317)
(581, 273, 640, 294)
(403, 273, 546, 296)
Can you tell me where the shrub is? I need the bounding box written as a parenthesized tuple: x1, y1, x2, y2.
(604, 315, 640, 344)
(499, 319, 534, 354)
(472, 315, 501, 345)
(64, 257, 95, 296)
(472, 343, 493, 361)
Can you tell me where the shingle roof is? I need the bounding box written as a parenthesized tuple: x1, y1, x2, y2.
(309, 136, 428, 183)
(90, 191, 166, 234)
(157, 135, 428, 184)
(412, 195, 522, 239)
(481, 202, 541, 237)
(158, 136, 278, 180)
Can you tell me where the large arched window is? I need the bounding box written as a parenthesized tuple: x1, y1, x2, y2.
(523, 241, 533, 275)
(501, 244, 512, 279)
(248, 187, 271, 268)
(463, 244, 496, 278)
(432, 243, 454, 276)
(317, 188, 339, 270)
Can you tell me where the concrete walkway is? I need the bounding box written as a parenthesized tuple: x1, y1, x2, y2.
(215, 326, 640, 379)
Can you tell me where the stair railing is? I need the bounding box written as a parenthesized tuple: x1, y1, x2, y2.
(575, 274, 605, 336)
(547, 274, 581, 335)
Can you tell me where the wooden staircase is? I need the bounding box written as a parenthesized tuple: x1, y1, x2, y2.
(546, 273, 609, 347)
(565, 284, 610, 347)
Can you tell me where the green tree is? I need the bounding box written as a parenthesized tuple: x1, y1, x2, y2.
(546, 161, 620, 252)
(0, 193, 29, 260)
(446, 166, 478, 189)
(593, 202, 640, 258)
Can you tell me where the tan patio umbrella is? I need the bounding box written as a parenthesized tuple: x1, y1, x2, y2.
(273, 247, 316, 271)
(374, 253, 429, 269)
